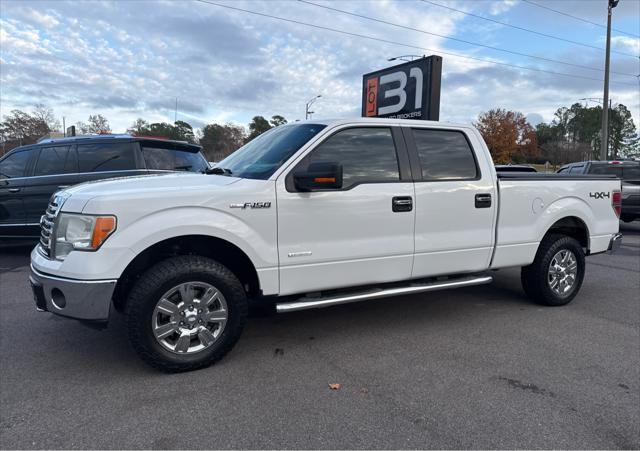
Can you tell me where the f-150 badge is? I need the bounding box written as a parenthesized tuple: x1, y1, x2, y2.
(230, 202, 272, 209)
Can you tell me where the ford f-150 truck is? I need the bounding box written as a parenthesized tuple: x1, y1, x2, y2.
(29, 118, 622, 372)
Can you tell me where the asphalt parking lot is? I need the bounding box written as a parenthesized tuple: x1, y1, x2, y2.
(1, 223, 639, 449)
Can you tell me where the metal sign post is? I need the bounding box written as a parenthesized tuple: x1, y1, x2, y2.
(362, 55, 442, 121)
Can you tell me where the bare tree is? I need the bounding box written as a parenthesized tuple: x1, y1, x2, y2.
(77, 114, 112, 134)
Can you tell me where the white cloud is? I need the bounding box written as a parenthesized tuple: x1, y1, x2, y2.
(611, 36, 640, 54)
(27, 9, 59, 29)
(488, 0, 517, 15)
(0, 0, 637, 133)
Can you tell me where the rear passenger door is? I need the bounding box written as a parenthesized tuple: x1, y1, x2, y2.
(22, 145, 79, 225)
(276, 126, 415, 295)
(405, 127, 496, 278)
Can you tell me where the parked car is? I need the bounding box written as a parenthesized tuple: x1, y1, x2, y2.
(558, 160, 640, 222)
(29, 118, 621, 372)
(495, 164, 537, 172)
(0, 135, 208, 238)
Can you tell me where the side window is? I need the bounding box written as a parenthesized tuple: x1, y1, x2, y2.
(569, 165, 584, 174)
(0, 149, 31, 178)
(77, 143, 135, 172)
(142, 146, 208, 172)
(589, 164, 621, 177)
(412, 129, 477, 180)
(297, 127, 400, 189)
(34, 146, 75, 176)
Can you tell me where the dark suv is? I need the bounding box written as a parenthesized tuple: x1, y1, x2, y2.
(0, 134, 208, 238)
(558, 160, 640, 222)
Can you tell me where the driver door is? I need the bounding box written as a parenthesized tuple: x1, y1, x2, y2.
(276, 126, 415, 296)
(0, 148, 33, 237)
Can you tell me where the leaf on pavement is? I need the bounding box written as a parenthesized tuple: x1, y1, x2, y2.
(328, 383, 341, 390)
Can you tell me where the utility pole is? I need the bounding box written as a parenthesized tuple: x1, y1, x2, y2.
(601, 0, 619, 161)
(174, 98, 178, 123)
(305, 95, 321, 120)
(63, 116, 66, 137)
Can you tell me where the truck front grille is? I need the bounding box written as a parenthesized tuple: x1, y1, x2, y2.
(39, 198, 61, 257)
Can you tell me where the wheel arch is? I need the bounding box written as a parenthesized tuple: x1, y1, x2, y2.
(541, 215, 590, 250)
(113, 234, 261, 312)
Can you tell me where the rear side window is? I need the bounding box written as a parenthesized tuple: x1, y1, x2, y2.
(589, 164, 622, 177)
(0, 149, 31, 178)
(142, 146, 208, 172)
(34, 146, 76, 176)
(412, 129, 477, 180)
(77, 143, 135, 172)
(297, 127, 400, 189)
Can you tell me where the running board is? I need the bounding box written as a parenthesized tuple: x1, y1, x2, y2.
(276, 275, 493, 313)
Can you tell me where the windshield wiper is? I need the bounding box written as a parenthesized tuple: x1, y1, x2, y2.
(205, 167, 233, 176)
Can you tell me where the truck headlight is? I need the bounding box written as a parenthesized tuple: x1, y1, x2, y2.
(54, 213, 117, 260)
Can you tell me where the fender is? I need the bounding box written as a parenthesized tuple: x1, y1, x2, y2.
(102, 206, 279, 293)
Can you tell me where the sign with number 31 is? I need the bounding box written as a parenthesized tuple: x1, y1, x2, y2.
(362, 55, 442, 121)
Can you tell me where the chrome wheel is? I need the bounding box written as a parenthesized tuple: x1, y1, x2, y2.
(547, 249, 578, 297)
(152, 282, 228, 354)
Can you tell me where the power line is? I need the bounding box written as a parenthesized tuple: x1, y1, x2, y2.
(420, 0, 638, 59)
(299, 0, 637, 77)
(522, 0, 640, 39)
(193, 0, 637, 87)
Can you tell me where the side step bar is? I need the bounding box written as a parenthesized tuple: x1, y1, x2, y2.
(276, 275, 493, 313)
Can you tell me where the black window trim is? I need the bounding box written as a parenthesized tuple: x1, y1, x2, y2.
(285, 125, 412, 193)
(401, 126, 482, 183)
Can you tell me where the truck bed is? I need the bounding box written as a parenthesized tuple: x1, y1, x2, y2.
(491, 173, 620, 269)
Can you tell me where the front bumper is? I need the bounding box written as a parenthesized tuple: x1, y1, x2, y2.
(607, 233, 623, 253)
(29, 265, 116, 321)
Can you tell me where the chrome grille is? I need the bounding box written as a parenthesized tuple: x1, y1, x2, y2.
(39, 198, 61, 257)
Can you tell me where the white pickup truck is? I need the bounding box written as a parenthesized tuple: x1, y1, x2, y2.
(29, 118, 622, 372)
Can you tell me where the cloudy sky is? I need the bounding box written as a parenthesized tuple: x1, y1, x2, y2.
(1, 0, 639, 133)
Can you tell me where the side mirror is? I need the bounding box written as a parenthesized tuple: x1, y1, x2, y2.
(293, 161, 343, 191)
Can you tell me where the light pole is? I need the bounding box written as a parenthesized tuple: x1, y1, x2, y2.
(387, 54, 424, 62)
(305, 95, 321, 120)
(601, 0, 619, 161)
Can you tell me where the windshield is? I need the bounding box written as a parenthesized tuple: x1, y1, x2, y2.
(217, 123, 326, 179)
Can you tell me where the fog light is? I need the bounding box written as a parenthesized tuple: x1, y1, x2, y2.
(51, 288, 66, 309)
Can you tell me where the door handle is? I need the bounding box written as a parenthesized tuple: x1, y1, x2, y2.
(57, 185, 69, 189)
(8, 188, 20, 193)
(392, 196, 413, 212)
(475, 193, 492, 208)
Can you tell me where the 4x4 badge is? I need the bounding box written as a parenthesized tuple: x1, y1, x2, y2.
(589, 192, 610, 199)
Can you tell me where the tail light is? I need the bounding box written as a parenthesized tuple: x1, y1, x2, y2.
(612, 190, 621, 218)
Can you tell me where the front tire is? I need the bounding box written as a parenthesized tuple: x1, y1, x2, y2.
(125, 255, 248, 372)
(521, 233, 585, 306)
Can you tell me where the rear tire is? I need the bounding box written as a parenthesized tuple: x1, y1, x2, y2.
(125, 255, 248, 372)
(521, 233, 585, 306)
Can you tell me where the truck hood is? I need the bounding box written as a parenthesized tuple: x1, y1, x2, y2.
(60, 173, 240, 213)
